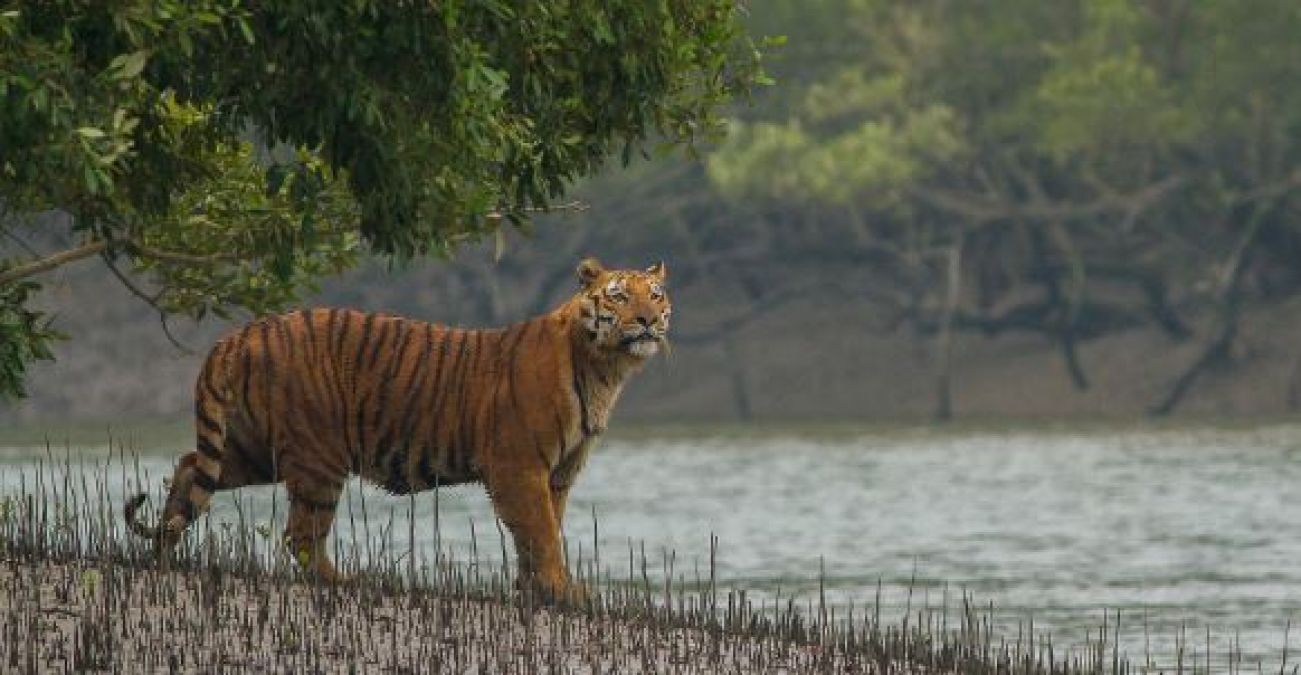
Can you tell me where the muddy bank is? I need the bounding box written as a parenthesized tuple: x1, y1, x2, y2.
(3, 557, 819, 673)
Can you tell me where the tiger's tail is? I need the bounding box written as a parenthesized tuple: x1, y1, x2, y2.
(122, 492, 158, 540)
(124, 340, 233, 545)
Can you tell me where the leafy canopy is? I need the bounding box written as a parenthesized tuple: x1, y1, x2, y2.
(0, 0, 766, 399)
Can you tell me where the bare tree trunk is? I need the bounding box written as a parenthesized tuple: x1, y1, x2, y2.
(1150, 207, 1266, 416)
(1287, 352, 1301, 412)
(1148, 296, 1242, 416)
(721, 336, 753, 422)
(934, 239, 963, 422)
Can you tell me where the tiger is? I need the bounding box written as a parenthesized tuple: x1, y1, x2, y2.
(124, 258, 671, 602)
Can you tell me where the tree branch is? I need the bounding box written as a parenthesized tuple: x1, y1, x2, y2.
(0, 235, 253, 288)
(909, 174, 1187, 226)
(673, 280, 883, 345)
(0, 240, 109, 286)
(485, 200, 590, 221)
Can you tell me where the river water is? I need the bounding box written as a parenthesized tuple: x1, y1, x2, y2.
(1, 422, 1298, 666)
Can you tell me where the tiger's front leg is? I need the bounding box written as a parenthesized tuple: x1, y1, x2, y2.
(484, 467, 579, 604)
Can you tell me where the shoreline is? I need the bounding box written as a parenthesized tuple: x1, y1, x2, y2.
(0, 453, 1288, 673)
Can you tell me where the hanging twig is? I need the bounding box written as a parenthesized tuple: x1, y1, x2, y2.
(100, 252, 195, 355)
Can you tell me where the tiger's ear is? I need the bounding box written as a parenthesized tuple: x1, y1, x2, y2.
(646, 261, 668, 281)
(577, 258, 605, 287)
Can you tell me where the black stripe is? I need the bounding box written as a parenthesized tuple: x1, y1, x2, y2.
(483, 372, 500, 452)
(573, 369, 592, 436)
(427, 326, 453, 405)
(422, 326, 453, 463)
(391, 328, 437, 486)
(330, 310, 354, 455)
(295, 315, 331, 423)
(327, 308, 344, 359)
(432, 330, 469, 474)
(239, 331, 254, 422)
(197, 436, 222, 460)
(353, 321, 394, 464)
(196, 409, 221, 436)
(365, 318, 393, 371)
(192, 470, 219, 493)
(449, 332, 482, 476)
(372, 321, 415, 460)
(200, 367, 223, 404)
(355, 387, 371, 461)
(353, 313, 377, 372)
(366, 320, 411, 464)
(259, 320, 275, 440)
(301, 309, 317, 353)
(179, 500, 197, 521)
(351, 316, 387, 461)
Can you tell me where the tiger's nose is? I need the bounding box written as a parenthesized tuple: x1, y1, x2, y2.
(635, 315, 652, 327)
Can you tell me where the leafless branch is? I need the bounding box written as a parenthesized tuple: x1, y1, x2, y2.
(1, 228, 42, 257)
(100, 252, 195, 355)
(910, 174, 1187, 226)
(674, 280, 904, 345)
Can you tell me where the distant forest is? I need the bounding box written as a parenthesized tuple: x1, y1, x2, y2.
(7, 0, 1301, 424)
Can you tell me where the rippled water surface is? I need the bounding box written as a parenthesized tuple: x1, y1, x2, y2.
(2, 422, 1299, 664)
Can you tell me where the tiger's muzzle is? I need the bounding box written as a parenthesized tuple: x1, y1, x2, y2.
(619, 327, 664, 358)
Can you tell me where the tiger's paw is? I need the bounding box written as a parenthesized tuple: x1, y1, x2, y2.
(519, 575, 591, 610)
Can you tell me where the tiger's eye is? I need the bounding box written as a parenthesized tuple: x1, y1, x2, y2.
(606, 280, 629, 303)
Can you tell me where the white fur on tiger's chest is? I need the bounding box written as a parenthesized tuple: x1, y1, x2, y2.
(582, 380, 624, 435)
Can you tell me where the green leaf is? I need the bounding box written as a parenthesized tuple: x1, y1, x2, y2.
(237, 18, 255, 45)
(116, 50, 149, 79)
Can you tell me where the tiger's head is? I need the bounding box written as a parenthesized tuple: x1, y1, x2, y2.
(575, 258, 671, 359)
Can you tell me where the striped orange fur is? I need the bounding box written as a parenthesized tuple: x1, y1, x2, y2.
(125, 258, 671, 601)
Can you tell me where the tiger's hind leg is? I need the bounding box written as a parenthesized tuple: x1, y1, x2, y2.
(131, 434, 277, 559)
(126, 342, 240, 559)
(284, 476, 345, 583)
(126, 417, 231, 560)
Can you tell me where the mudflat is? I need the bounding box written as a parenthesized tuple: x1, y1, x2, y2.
(0, 557, 837, 673)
